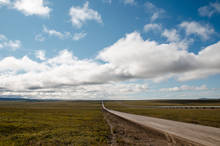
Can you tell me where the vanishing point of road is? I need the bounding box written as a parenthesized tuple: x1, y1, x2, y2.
(102, 102, 220, 146)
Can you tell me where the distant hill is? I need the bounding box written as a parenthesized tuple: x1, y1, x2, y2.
(0, 96, 31, 101)
(0, 96, 61, 102)
(0, 96, 48, 102)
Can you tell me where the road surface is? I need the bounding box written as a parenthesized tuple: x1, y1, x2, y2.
(102, 102, 220, 146)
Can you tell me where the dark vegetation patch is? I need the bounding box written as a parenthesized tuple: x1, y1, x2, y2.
(0, 101, 111, 146)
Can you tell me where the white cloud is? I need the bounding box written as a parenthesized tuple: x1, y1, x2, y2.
(180, 21, 214, 40)
(13, 0, 51, 17)
(98, 32, 220, 82)
(175, 38, 194, 50)
(38, 26, 87, 41)
(35, 34, 45, 42)
(0, 0, 51, 17)
(0, 32, 220, 99)
(0, 0, 9, 5)
(198, 1, 220, 17)
(35, 50, 46, 60)
(69, 1, 102, 28)
(178, 41, 220, 81)
(123, 0, 135, 5)
(43, 26, 71, 39)
(0, 34, 7, 41)
(160, 85, 207, 92)
(0, 34, 21, 50)
(161, 29, 193, 50)
(4, 40, 21, 50)
(0, 48, 136, 94)
(0, 55, 48, 75)
(143, 23, 162, 32)
(43, 26, 63, 38)
(145, 2, 165, 22)
(0, 82, 148, 100)
(162, 29, 180, 42)
(73, 32, 87, 41)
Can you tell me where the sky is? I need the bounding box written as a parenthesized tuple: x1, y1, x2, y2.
(0, 0, 220, 100)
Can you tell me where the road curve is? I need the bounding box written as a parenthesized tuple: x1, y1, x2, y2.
(102, 102, 220, 146)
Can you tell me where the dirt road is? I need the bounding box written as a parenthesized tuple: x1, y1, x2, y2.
(103, 103, 220, 146)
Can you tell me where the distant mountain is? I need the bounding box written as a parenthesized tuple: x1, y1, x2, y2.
(0, 96, 29, 101)
(0, 96, 61, 102)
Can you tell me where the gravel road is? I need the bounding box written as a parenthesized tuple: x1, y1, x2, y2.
(102, 102, 220, 146)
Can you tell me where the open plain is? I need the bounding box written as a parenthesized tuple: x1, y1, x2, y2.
(0, 101, 110, 145)
(0, 100, 220, 145)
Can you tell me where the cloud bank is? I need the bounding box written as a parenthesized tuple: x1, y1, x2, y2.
(0, 32, 220, 99)
(160, 85, 207, 92)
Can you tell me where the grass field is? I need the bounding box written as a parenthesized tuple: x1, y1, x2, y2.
(105, 100, 220, 128)
(105, 99, 220, 106)
(1, 99, 220, 145)
(0, 101, 110, 146)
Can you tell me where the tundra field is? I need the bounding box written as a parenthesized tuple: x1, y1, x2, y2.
(0, 99, 220, 145)
(105, 100, 220, 128)
(0, 101, 110, 146)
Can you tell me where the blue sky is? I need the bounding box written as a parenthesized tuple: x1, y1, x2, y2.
(0, 0, 220, 100)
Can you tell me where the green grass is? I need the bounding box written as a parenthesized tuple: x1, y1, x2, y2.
(0, 101, 110, 146)
(105, 100, 220, 128)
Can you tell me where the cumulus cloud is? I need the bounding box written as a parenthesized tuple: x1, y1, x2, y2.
(145, 2, 165, 22)
(0, 50, 117, 92)
(160, 85, 207, 92)
(13, 0, 51, 17)
(98, 32, 220, 82)
(0, 48, 148, 99)
(180, 21, 214, 40)
(0, 34, 21, 50)
(35, 50, 46, 60)
(178, 41, 220, 81)
(143, 23, 162, 32)
(69, 1, 102, 28)
(72, 32, 87, 41)
(198, 1, 220, 17)
(0, 32, 220, 99)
